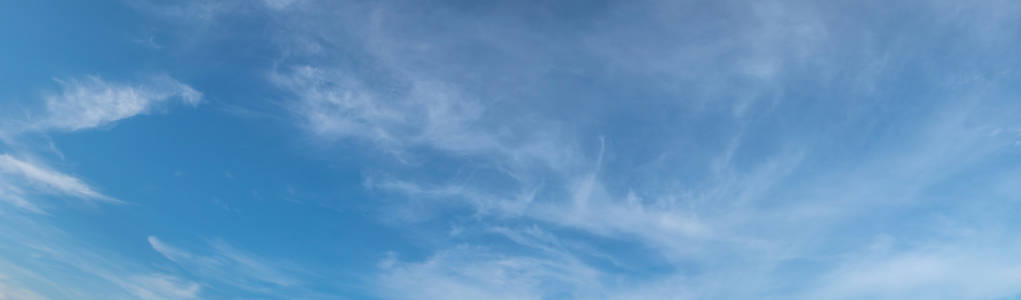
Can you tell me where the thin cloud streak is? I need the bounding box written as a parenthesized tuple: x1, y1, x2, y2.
(148, 236, 309, 296)
(0, 154, 119, 207)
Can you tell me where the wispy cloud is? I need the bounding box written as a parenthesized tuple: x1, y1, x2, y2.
(0, 70, 206, 297)
(0, 73, 205, 212)
(118, 274, 201, 300)
(0, 214, 201, 299)
(806, 233, 1021, 300)
(131, 0, 298, 24)
(29, 75, 200, 132)
(273, 66, 546, 161)
(0, 74, 202, 212)
(0, 154, 119, 210)
(0, 180, 41, 214)
(376, 244, 603, 300)
(0, 273, 46, 300)
(148, 236, 305, 295)
(137, 0, 1021, 298)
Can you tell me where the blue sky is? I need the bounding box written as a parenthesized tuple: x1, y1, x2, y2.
(3, 0, 1021, 299)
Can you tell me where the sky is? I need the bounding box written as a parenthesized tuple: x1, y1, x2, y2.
(3, 0, 1021, 299)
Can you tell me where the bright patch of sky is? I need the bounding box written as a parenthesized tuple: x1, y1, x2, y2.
(3, 1, 1021, 299)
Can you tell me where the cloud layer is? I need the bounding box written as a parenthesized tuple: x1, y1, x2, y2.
(6, 0, 1021, 299)
(257, 1, 1021, 299)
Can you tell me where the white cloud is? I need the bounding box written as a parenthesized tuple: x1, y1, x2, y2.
(366, 143, 808, 262)
(361, 95, 1021, 298)
(274, 66, 580, 175)
(269, 2, 818, 293)
(135, 1, 1021, 298)
(147, 236, 194, 263)
(0, 71, 204, 296)
(0, 180, 42, 214)
(148, 236, 302, 294)
(0, 215, 201, 300)
(262, 0, 298, 10)
(274, 66, 510, 156)
(0, 274, 46, 300)
(376, 227, 712, 300)
(131, 0, 301, 25)
(0, 154, 118, 208)
(376, 245, 603, 300)
(0, 75, 200, 211)
(808, 236, 1021, 300)
(119, 274, 200, 300)
(31, 75, 200, 132)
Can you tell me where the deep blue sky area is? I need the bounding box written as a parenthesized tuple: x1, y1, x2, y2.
(3, 1, 1021, 299)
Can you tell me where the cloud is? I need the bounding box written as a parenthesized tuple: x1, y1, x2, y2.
(262, 0, 299, 10)
(147, 236, 194, 263)
(807, 235, 1021, 300)
(28, 75, 200, 132)
(118, 274, 200, 300)
(0, 274, 46, 300)
(366, 142, 807, 262)
(148, 236, 304, 295)
(131, 0, 299, 24)
(376, 245, 603, 300)
(254, 1, 840, 296)
(0, 180, 41, 213)
(376, 226, 710, 300)
(0, 75, 201, 211)
(137, 0, 1021, 298)
(275, 66, 532, 158)
(0, 154, 118, 209)
(347, 16, 1021, 296)
(0, 214, 201, 299)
